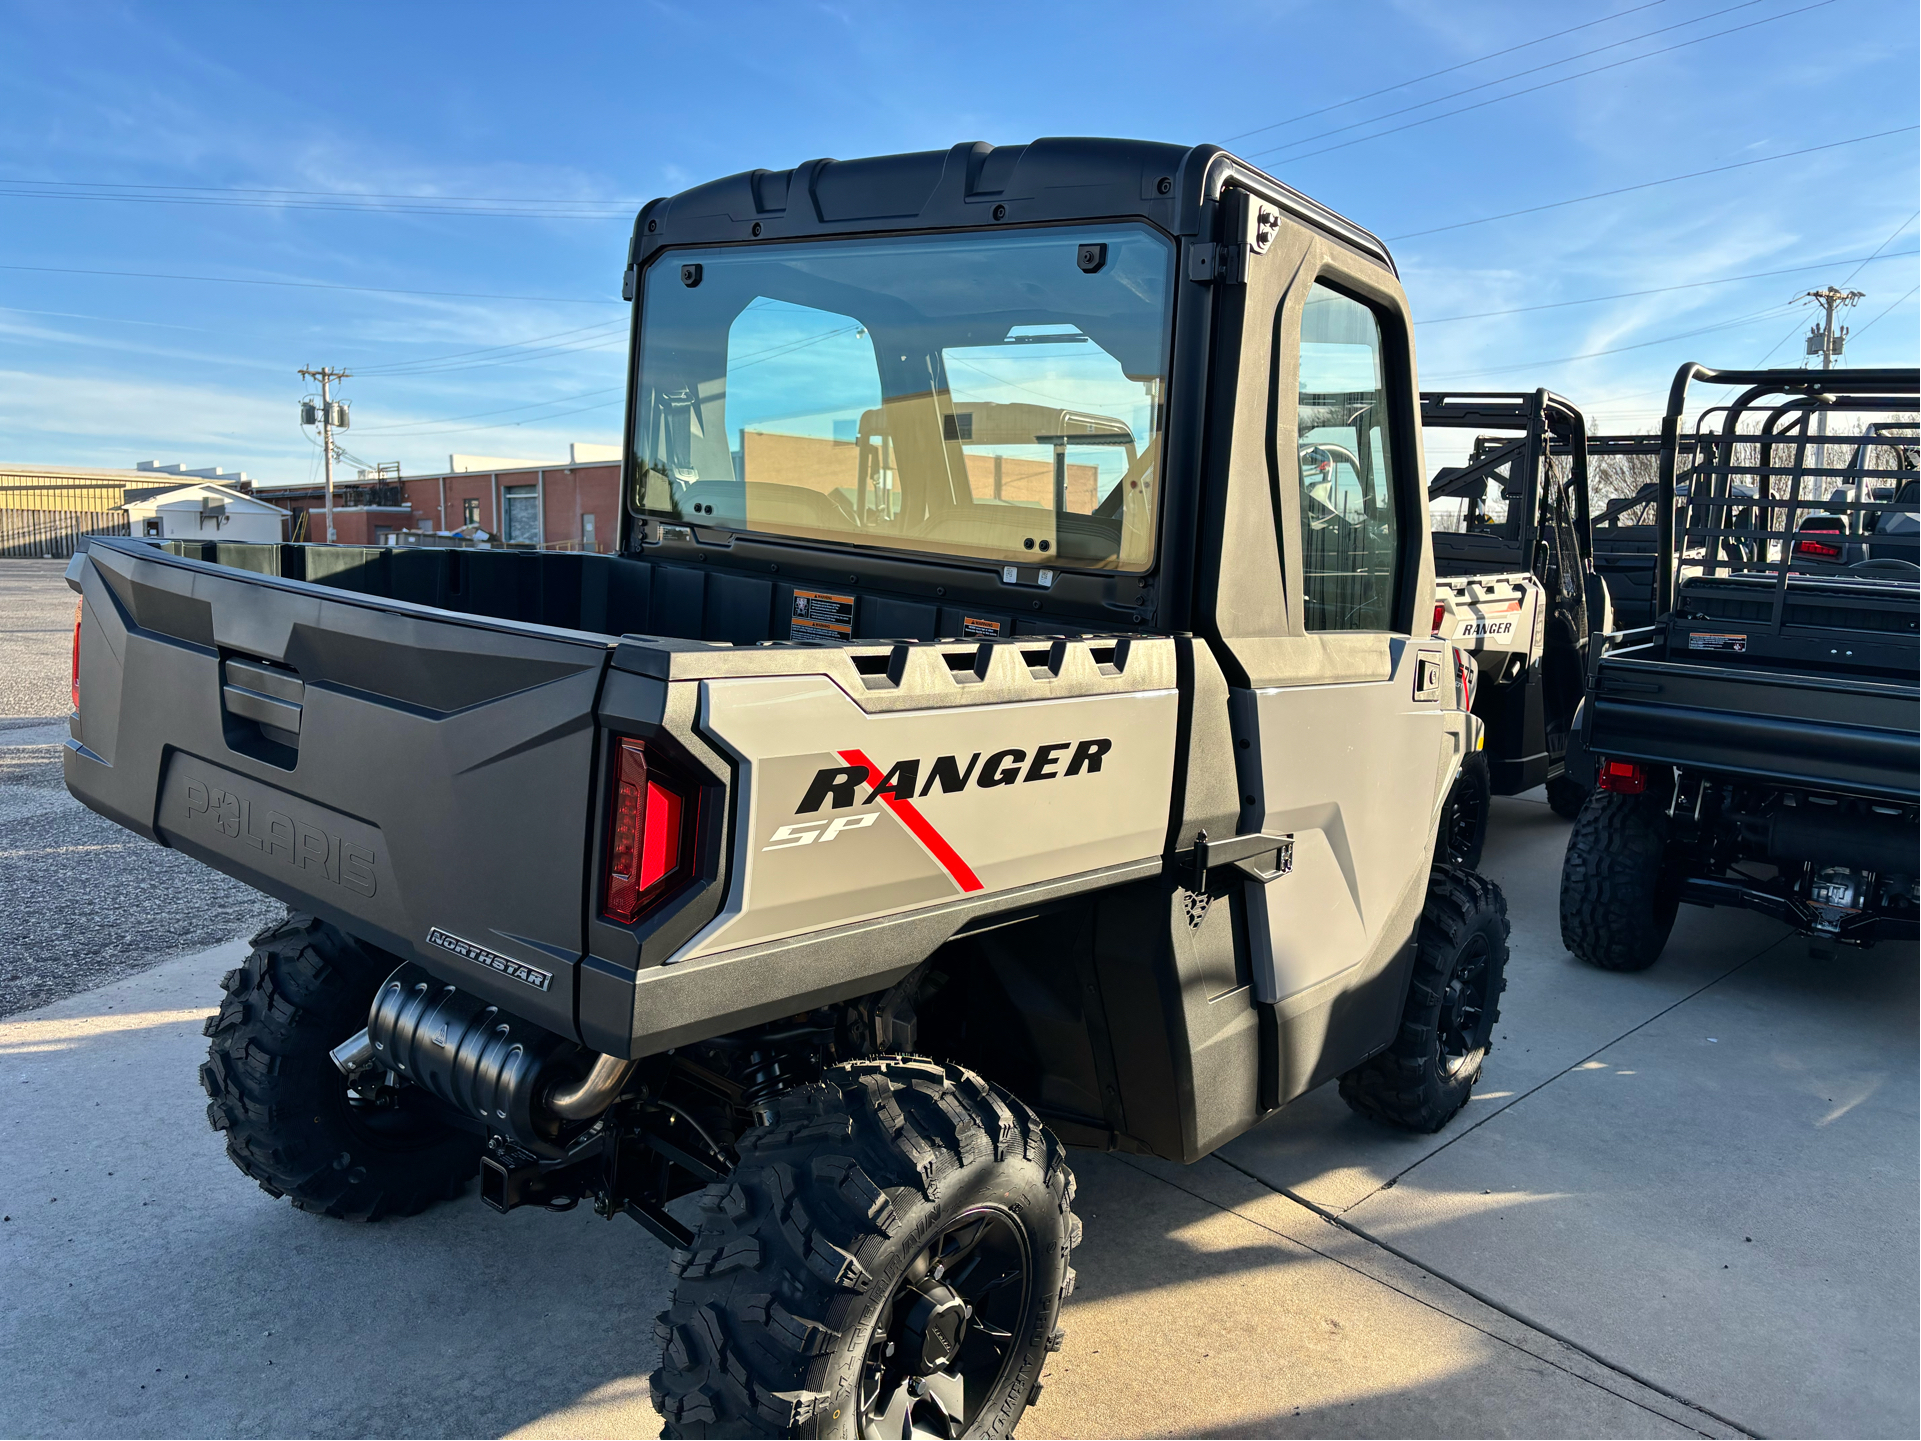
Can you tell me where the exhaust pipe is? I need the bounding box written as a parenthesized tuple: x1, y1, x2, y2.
(329, 1028, 377, 1081)
(548, 1054, 639, 1120)
(357, 962, 631, 1156)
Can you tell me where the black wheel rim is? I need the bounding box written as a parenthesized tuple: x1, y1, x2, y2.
(858, 1205, 1032, 1439)
(1441, 785, 1478, 864)
(1436, 934, 1493, 1077)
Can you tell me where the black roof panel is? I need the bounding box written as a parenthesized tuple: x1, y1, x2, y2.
(631, 138, 1394, 276)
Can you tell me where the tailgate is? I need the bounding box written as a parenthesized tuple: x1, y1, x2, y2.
(1588, 649, 1919, 802)
(65, 539, 612, 1040)
(1435, 572, 1541, 659)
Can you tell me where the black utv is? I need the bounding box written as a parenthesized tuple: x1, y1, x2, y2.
(1563, 364, 1919, 970)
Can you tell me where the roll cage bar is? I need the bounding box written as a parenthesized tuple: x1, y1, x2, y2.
(1422, 388, 1594, 570)
(1653, 365, 1921, 621)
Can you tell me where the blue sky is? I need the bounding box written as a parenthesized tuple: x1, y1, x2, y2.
(0, 0, 1914, 487)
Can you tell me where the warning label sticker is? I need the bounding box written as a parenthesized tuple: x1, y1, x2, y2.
(789, 589, 855, 642)
(961, 615, 1008, 638)
(1688, 632, 1748, 653)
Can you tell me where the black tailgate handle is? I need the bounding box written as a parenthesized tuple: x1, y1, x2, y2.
(222, 657, 304, 757)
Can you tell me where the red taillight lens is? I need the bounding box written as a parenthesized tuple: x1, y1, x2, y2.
(1597, 758, 1646, 795)
(1432, 602, 1447, 636)
(70, 601, 82, 712)
(602, 737, 693, 924)
(1794, 536, 1842, 560)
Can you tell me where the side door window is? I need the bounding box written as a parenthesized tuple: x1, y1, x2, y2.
(1293, 284, 1404, 632)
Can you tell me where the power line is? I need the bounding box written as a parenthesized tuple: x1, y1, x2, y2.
(1415, 248, 1918, 324)
(351, 318, 628, 373)
(1755, 210, 1918, 362)
(1423, 300, 1800, 382)
(0, 186, 630, 220)
(366, 335, 627, 378)
(351, 387, 625, 433)
(1849, 285, 1919, 340)
(1387, 126, 1916, 241)
(1262, 0, 1843, 165)
(368, 397, 624, 439)
(0, 262, 622, 305)
(0, 177, 644, 206)
(1250, 0, 1770, 158)
(1226, 0, 1672, 143)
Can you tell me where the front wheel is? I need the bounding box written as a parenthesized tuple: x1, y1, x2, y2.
(1436, 751, 1492, 869)
(1544, 773, 1590, 820)
(1340, 866, 1509, 1133)
(651, 1058, 1078, 1438)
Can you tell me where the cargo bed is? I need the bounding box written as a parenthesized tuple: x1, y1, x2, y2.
(65, 537, 1180, 1056)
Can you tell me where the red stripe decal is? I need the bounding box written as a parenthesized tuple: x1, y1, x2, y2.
(838, 748, 984, 893)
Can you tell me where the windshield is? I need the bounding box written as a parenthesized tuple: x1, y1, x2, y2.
(631, 225, 1173, 573)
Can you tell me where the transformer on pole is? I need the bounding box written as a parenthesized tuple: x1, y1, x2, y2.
(298, 367, 352, 543)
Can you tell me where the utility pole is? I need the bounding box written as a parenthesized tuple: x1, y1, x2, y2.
(1801, 287, 1864, 371)
(299, 367, 351, 543)
(1798, 289, 1864, 486)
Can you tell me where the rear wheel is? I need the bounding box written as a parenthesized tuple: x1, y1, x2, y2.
(1436, 751, 1491, 869)
(1560, 791, 1679, 970)
(1339, 866, 1509, 1133)
(1544, 773, 1589, 820)
(651, 1058, 1078, 1438)
(200, 913, 481, 1219)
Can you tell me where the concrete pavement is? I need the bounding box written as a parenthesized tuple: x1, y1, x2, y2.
(1, 794, 1913, 1437)
(1225, 795, 1920, 1439)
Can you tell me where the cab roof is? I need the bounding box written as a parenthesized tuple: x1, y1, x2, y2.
(629, 137, 1395, 279)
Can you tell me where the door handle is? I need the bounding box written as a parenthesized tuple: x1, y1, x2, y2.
(1189, 830, 1295, 889)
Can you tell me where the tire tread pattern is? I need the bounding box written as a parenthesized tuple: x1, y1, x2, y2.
(650, 1058, 1076, 1439)
(1559, 790, 1677, 970)
(198, 912, 479, 1221)
(1339, 865, 1510, 1133)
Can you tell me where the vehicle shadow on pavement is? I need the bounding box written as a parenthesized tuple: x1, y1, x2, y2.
(0, 942, 681, 1441)
(4, 894, 1913, 1439)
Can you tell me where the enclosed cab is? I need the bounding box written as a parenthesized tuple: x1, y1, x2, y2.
(67, 138, 1506, 1438)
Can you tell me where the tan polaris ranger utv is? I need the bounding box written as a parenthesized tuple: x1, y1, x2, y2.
(65, 137, 1509, 1438)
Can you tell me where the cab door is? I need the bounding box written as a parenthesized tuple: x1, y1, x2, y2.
(1197, 192, 1457, 1109)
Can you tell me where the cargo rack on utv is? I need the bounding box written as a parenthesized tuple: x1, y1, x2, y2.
(1562, 364, 1919, 969)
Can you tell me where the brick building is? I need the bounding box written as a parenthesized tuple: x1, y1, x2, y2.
(260, 458, 621, 551)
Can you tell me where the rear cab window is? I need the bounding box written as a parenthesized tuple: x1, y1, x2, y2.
(632, 226, 1174, 574)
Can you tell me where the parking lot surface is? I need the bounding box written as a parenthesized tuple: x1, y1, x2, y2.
(0, 562, 280, 1016)
(4, 785, 1913, 1438)
(2, 550, 1915, 1437)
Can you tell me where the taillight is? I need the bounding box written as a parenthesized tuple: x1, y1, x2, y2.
(70, 601, 81, 712)
(1793, 536, 1842, 560)
(1597, 758, 1646, 795)
(1432, 602, 1447, 636)
(601, 737, 695, 924)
